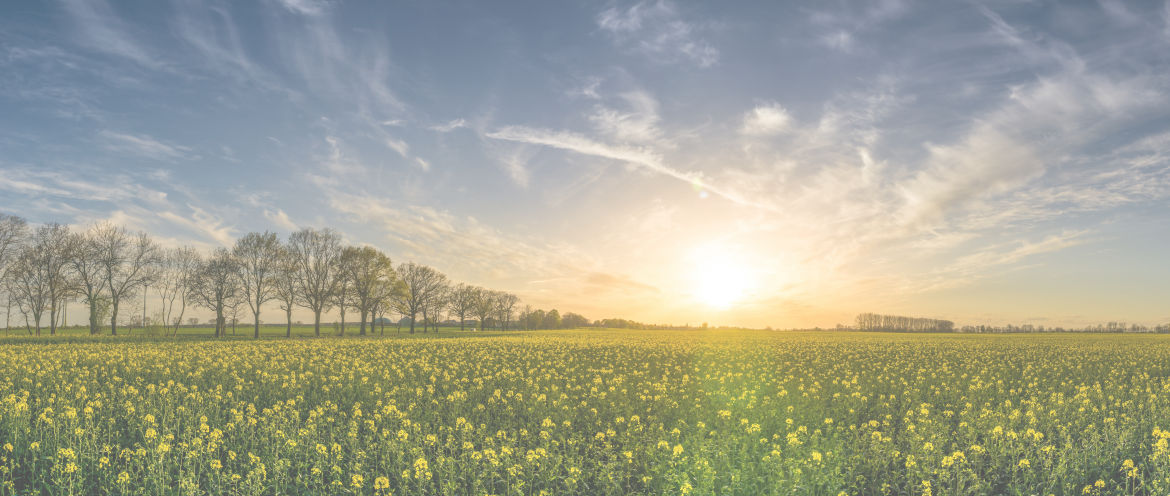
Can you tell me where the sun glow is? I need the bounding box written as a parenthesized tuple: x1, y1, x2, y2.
(691, 252, 753, 309)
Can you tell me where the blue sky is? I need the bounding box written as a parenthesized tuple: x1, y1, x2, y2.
(3, 0, 1170, 328)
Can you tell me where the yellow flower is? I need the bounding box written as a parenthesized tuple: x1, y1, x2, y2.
(374, 476, 390, 490)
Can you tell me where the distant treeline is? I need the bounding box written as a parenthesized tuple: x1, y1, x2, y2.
(954, 323, 1170, 333)
(854, 313, 955, 332)
(847, 313, 1170, 333)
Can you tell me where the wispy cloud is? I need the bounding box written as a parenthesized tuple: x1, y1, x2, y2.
(429, 118, 467, 132)
(99, 131, 192, 161)
(59, 0, 162, 69)
(740, 102, 792, 136)
(589, 91, 662, 143)
(485, 125, 759, 208)
(597, 0, 718, 67)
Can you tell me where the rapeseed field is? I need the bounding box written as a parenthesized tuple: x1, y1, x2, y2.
(1, 330, 1168, 495)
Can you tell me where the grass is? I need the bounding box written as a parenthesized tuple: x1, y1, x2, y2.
(0, 330, 1169, 494)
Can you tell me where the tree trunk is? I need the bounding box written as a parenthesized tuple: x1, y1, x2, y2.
(339, 308, 346, 336)
(254, 310, 261, 339)
(409, 312, 415, 334)
(314, 311, 321, 337)
(285, 308, 292, 338)
(359, 310, 367, 336)
(110, 299, 119, 336)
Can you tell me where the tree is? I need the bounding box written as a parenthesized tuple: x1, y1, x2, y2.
(332, 254, 355, 336)
(421, 282, 450, 333)
(471, 287, 496, 332)
(494, 292, 518, 331)
(233, 232, 283, 339)
(449, 283, 477, 331)
(562, 312, 589, 328)
(67, 226, 109, 335)
(394, 262, 447, 334)
(0, 215, 28, 335)
(190, 248, 239, 338)
(272, 246, 299, 338)
(288, 228, 341, 337)
(31, 224, 72, 335)
(4, 248, 48, 335)
(156, 247, 199, 336)
(543, 309, 561, 329)
(93, 224, 160, 335)
(341, 246, 395, 336)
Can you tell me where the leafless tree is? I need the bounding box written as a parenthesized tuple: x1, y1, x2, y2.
(0, 214, 27, 276)
(190, 248, 239, 338)
(288, 228, 341, 337)
(5, 248, 47, 334)
(93, 224, 160, 335)
(67, 227, 108, 334)
(0, 215, 28, 335)
(272, 246, 298, 338)
(156, 247, 200, 336)
(448, 283, 476, 332)
(394, 262, 447, 334)
(494, 292, 519, 331)
(471, 287, 496, 332)
(421, 281, 450, 333)
(233, 232, 283, 339)
(31, 224, 72, 335)
(332, 259, 354, 336)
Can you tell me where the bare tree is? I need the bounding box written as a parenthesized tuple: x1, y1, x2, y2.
(0, 214, 27, 277)
(448, 283, 477, 332)
(421, 281, 450, 333)
(190, 248, 239, 338)
(5, 248, 47, 335)
(288, 228, 341, 337)
(494, 292, 519, 331)
(67, 227, 109, 334)
(340, 246, 395, 336)
(471, 287, 496, 332)
(0, 215, 28, 335)
(31, 224, 72, 335)
(332, 256, 354, 336)
(156, 247, 200, 336)
(394, 262, 448, 334)
(233, 232, 283, 339)
(272, 246, 298, 338)
(93, 224, 160, 335)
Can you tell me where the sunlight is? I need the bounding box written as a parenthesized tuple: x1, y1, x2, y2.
(690, 251, 752, 309)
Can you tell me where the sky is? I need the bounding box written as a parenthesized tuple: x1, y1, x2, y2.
(3, 0, 1170, 329)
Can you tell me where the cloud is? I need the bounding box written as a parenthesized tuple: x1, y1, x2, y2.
(589, 91, 662, 143)
(263, 208, 299, 231)
(270, 0, 331, 16)
(741, 102, 792, 136)
(429, 118, 467, 132)
(59, 0, 162, 69)
(99, 131, 192, 161)
(384, 137, 410, 158)
(597, 0, 719, 67)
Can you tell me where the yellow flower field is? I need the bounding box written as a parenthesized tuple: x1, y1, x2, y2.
(2, 330, 1170, 495)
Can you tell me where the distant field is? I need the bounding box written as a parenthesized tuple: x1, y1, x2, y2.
(2, 330, 1169, 495)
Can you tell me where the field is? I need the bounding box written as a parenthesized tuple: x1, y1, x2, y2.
(2, 330, 1170, 495)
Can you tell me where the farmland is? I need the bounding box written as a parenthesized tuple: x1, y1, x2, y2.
(2, 330, 1170, 495)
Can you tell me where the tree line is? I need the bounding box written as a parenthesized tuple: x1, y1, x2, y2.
(853, 313, 956, 332)
(0, 214, 591, 338)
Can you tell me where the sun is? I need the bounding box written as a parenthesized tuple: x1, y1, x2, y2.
(691, 255, 752, 309)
